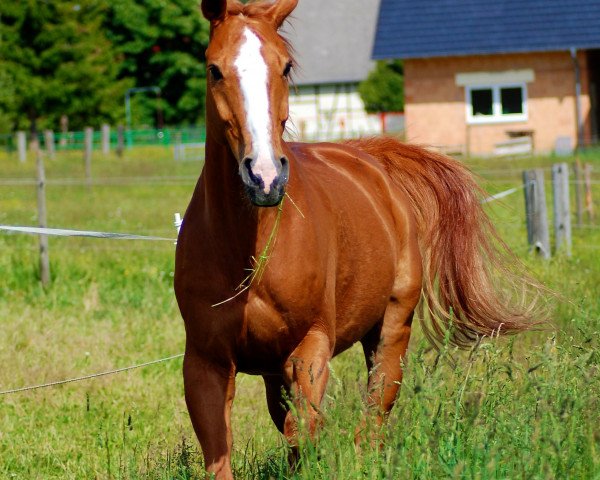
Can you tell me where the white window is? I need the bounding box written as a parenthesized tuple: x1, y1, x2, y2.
(466, 83, 528, 124)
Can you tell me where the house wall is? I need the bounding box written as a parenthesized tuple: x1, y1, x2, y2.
(287, 84, 383, 141)
(404, 51, 592, 155)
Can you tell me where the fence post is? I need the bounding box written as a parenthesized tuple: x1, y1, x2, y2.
(44, 130, 56, 159)
(101, 124, 110, 155)
(34, 139, 51, 287)
(59, 115, 68, 147)
(116, 125, 124, 158)
(573, 158, 584, 227)
(552, 163, 572, 256)
(584, 163, 594, 222)
(174, 132, 183, 161)
(523, 169, 551, 259)
(84, 127, 93, 187)
(17, 131, 27, 163)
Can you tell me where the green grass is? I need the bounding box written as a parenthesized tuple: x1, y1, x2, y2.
(0, 146, 599, 479)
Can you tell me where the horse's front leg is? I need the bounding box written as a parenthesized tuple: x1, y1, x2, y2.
(183, 349, 236, 480)
(283, 327, 332, 461)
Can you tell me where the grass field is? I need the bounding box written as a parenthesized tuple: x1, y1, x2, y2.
(0, 145, 599, 479)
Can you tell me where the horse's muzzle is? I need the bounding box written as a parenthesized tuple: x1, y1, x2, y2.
(239, 156, 289, 207)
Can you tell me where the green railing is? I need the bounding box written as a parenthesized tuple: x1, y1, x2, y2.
(0, 127, 206, 152)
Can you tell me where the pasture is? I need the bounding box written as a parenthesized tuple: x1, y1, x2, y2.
(0, 146, 598, 479)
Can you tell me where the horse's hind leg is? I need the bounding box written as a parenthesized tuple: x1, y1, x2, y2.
(356, 291, 419, 447)
(263, 374, 290, 433)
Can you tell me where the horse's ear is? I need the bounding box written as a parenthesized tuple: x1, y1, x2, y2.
(265, 0, 298, 28)
(201, 0, 228, 21)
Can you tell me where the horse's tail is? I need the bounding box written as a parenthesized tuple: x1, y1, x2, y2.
(347, 137, 543, 347)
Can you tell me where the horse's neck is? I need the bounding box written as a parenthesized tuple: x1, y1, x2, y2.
(202, 140, 239, 201)
(199, 137, 260, 241)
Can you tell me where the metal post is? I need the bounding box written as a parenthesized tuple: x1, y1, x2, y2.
(523, 169, 551, 259)
(125, 86, 162, 149)
(84, 127, 93, 187)
(35, 140, 50, 286)
(552, 163, 572, 256)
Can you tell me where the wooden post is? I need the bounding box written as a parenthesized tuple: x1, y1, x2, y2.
(116, 125, 124, 158)
(552, 163, 572, 256)
(101, 124, 110, 155)
(523, 169, 551, 259)
(59, 115, 68, 146)
(174, 132, 183, 161)
(573, 158, 584, 227)
(84, 127, 93, 186)
(44, 130, 55, 159)
(17, 131, 27, 163)
(584, 163, 594, 222)
(35, 140, 51, 286)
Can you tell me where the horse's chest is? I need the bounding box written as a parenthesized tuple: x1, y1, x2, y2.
(234, 283, 320, 372)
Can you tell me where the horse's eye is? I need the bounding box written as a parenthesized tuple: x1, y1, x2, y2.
(283, 61, 292, 78)
(208, 65, 223, 82)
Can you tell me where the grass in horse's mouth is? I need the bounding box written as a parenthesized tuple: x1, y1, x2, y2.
(212, 197, 285, 307)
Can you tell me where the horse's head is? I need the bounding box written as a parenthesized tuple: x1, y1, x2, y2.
(201, 0, 298, 207)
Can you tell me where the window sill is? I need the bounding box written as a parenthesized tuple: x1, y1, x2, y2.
(467, 115, 528, 125)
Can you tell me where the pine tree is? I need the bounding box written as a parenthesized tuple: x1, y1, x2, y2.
(0, 1, 130, 133)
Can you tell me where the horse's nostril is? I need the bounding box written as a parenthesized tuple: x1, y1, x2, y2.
(242, 157, 263, 187)
(279, 156, 289, 181)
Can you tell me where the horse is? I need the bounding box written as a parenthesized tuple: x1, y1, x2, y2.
(174, 1, 539, 478)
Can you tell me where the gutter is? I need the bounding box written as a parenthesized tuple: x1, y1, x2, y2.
(570, 47, 585, 149)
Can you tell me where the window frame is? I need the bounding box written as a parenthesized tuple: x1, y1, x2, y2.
(465, 82, 528, 124)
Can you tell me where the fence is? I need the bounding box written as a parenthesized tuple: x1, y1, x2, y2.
(0, 155, 597, 394)
(0, 126, 206, 153)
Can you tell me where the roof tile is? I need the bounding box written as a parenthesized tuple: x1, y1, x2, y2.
(373, 0, 600, 59)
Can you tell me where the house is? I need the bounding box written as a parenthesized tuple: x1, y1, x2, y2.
(282, 0, 385, 141)
(373, 0, 600, 155)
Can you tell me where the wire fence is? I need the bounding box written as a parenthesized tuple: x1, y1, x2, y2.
(0, 167, 597, 395)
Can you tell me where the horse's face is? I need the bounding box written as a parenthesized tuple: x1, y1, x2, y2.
(202, 0, 298, 207)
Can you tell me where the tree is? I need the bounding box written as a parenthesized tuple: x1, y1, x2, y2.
(104, 0, 210, 127)
(0, 1, 130, 133)
(358, 60, 404, 113)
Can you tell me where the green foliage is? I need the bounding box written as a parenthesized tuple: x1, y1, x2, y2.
(104, 0, 210, 127)
(0, 0, 210, 133)
(359, 60, 404, 113)
(0, 1, 130, 132)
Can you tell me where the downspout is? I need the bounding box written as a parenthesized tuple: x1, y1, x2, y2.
(570, 47, 585, 149)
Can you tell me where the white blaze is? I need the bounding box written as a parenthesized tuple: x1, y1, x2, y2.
(234, 27, 277, 193)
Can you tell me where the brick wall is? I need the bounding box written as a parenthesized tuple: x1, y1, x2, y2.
(404, 51, 592, 155)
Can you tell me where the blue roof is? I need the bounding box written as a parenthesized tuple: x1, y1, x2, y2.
(373, 0, 600, 59)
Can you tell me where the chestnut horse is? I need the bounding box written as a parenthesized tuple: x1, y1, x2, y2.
(175, 0, 537, 478)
